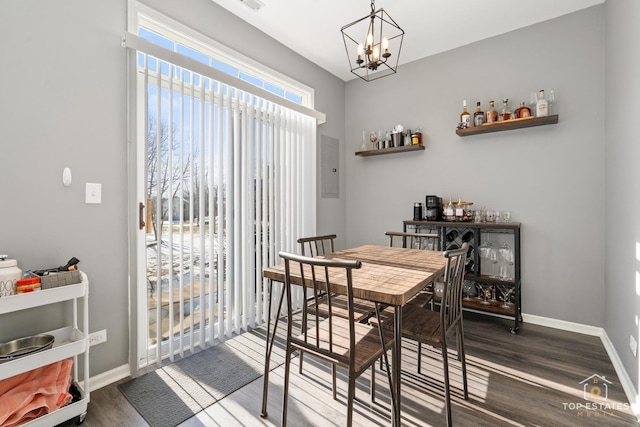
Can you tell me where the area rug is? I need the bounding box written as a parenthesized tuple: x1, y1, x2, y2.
(118, 326, 287, 427)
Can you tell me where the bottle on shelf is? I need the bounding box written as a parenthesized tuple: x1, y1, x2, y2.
(473, 101, 485, 126)
(498, 99, 512, 121)
(459, 100, 472, 128)
(486, 100, 498, 123)
(411, 127, 422, 145)
(536, 90, 548, 117)
(514, 101, 532, 118)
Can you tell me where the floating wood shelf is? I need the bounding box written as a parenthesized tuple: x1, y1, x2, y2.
(355, 143, 425, 157)
(455, 114, 559, 137)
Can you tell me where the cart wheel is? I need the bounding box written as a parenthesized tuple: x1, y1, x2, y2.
(76, 412, 87, 425)
(509, 326, 519, 335)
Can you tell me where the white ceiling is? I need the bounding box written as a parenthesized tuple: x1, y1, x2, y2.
(211, 0, 604, 81)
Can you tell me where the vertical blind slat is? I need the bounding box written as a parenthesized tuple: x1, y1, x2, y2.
(198, 77, 206, 348)
(153, 58, 163, 364)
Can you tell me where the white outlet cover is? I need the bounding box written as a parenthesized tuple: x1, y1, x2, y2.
(85, 183, 102, 204)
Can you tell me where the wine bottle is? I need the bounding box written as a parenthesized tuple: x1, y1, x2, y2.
(474, 101, 485, 126)
(486, 100, 498, 123)
(514, 101, 532, 118)
(499, 99, 512, 121)
(536, 90, 548, 117)
(459, 100, 471, 128)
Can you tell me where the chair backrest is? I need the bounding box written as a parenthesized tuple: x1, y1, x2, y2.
(298, 234, 337, 256)
(279, 251, 361, 366)
(440, 242, 469, 333)
(386, 231, 439, 250)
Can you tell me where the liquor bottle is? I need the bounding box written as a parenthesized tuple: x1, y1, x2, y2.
(473, 101, 485, 126)
(486, 100, 498, 123)
(514, 101, 532, 118)
(536, 90, 548, 117)
(459, 100, 471, 128)
(498, 99, 512, 121)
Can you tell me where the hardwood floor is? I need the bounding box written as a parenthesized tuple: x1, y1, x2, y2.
(59, 313, 637, 426)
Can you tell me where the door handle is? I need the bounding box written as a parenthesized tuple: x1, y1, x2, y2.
(139, 202, 145, 230)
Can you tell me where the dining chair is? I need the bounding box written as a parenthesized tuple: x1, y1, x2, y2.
(386, 231, 439, 308)
(297, 234, 377, 397)
(371, 242, 469, 427)
(386, 230, 439, 251)
(298, 234, 377, 322)
(279, 251, 394, 427)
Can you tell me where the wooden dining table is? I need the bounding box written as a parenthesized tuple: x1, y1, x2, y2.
(260, 244, 448, 426)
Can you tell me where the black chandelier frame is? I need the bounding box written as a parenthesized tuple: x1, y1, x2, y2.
(340, 0, 405, 82)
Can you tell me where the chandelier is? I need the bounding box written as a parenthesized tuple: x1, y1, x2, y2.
(340, 0, 404, 82)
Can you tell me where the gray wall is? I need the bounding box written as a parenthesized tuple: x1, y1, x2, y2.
(604, 0, 640, 396)
(0, 0, 345, 377)
(345, 6, 606, 326)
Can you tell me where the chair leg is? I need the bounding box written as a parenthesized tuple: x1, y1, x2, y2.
(458, 324, 469, 400)
(441, 340, 452, 427)
(370, 364, 376, 403)
(299, 305, 307, 375)
(282, 345, 293, 427)
(347, 374, 356, 427)
(417, 342, 422, 374)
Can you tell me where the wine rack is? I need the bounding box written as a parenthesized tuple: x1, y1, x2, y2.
(403, 219, 522, 334)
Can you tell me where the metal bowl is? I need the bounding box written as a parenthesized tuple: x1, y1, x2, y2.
(0, 334, 54, 362)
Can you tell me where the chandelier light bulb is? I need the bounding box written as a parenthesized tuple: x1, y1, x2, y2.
(366, 32, 373, 49)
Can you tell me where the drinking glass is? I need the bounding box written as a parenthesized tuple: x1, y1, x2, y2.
(478, 238, 494, 277)
(479, 283, 494, 305)
(369, 131, 378, 150)
(498, 284, 514, 309)
(497, 242, 514, 280)
(462, 280, 477, 301)
(488, 246, 499, 278)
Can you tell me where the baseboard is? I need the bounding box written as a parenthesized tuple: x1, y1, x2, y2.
(80, 364, 130, 392)
(601, 330, 640, 422)
(523, 312, 640, 422)
(522, 313, 602, 336)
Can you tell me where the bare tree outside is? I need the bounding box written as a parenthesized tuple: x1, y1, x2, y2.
(146, 117, 191, 242)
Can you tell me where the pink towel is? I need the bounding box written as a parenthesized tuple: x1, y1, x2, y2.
(0, 359, 74, 426)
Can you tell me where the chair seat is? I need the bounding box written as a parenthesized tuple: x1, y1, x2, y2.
(308, 294, 377, 322)
(294, 316, 394, 374)
(370, 304, 443, 345)
(406, 290, 433, 308)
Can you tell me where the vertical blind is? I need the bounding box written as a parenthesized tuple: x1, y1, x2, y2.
(131, 39, 316, 365)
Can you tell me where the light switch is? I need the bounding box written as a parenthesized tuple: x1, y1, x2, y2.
(86, 183, 102, 204)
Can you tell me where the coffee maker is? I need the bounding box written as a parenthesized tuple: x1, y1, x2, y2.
(425, 195, 441, 221)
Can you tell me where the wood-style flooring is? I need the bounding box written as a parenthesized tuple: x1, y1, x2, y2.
(59, 312, 638, 426)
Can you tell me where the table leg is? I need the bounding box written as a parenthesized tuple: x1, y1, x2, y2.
(261, 280, 285, 418)
(393, 305, 402, 427)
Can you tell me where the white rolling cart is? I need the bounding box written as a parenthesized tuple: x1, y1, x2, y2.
(0, 271, 90, 425)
